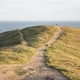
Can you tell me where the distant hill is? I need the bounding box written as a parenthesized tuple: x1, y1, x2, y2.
(0, 26, 56, 48)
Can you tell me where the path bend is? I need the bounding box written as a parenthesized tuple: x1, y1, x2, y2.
(16, 26, 68, 80)
(0, 26, 69, 80)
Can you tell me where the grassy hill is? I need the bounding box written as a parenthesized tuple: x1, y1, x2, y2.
(0, 25, 56, 64)
(0, 26, 56, 48)
(0, 25, 80, 80)
(45, 27, 80, 80)
(21, 26, 56, 48)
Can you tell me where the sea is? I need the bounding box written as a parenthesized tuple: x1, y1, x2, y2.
(0, 21, 80, 33)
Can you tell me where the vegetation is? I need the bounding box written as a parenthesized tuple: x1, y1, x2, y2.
(21, 26, 56, 48)
(0, 30, 21, 47)
(0, 25, 56, 64)
(45, 27, 80, 80)
(0, 44, 36, 64)
(0, 26, 56, 48)
(1, 25, 80, 80)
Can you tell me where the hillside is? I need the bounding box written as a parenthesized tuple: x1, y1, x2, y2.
(0, 26, 69, 80)
(45, 27, 80, 80)
(0, 44, 36, 64)
(21, 26, 56, 48)
(0, 26, 56, 64)
(0, 26, 80, 80)
(0, 30, 21, 47)
(0, 26, 56, 48)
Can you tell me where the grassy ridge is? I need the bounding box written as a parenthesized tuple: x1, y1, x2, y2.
(21, 26, 56, 48)
(0, 26, 56, 48)
(0, 26, 56, 64)
(45, 27, 80, 80)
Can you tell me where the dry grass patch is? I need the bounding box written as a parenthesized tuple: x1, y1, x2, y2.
(45, 27, 80, 80)
(0, 44, 36, 64)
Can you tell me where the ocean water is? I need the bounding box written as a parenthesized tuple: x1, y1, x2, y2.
(0, 21, 80, 33)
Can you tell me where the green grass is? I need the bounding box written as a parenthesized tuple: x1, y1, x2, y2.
(0, 44, 36, 64)
(0, 30, 21, 47)
(0, 26, 56, 48)
(0, 29, 37, 64)
(45, 27, 80, 80)
(21, 26, 56, 48)
(0, 25, 56, 64)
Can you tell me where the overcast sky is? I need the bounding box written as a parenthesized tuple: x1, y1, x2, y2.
(0, 0, 80, 21)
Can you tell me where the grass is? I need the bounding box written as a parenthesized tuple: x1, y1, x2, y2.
(0, 25, 80, 79)
(0, 44, 36, 64)
(0, 25, 56, 64)
(0, 26, 56, 48)
(0, 30, 21, 47)
(45, 27, 80, 80)
(21, 26, 56, 48)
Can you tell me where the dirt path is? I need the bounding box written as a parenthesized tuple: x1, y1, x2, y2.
(0, 26, 68, 80)
(18, 29, 25, 41)
(18, 29, 27, 45)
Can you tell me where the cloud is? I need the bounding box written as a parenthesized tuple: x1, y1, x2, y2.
(0, 0, 80, 21)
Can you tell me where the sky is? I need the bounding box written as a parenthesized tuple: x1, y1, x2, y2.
(0, 0, 80, 21)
